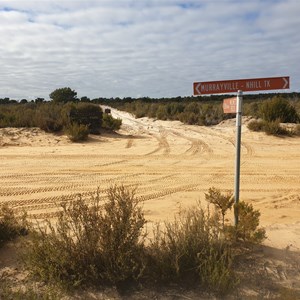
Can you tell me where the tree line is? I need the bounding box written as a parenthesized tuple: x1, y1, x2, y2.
(1, 87, 299, 136)
(0, 88, 122, 142)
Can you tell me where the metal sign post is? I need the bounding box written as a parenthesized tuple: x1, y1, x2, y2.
(234, 90, 243, 226)
(194, 75, 290, 227)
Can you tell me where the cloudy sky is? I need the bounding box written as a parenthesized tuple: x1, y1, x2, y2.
(1, 0, 299, 100)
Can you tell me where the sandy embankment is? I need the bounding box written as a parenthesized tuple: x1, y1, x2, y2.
(1, 107, 300, 296)
(0, 108, 299, 249)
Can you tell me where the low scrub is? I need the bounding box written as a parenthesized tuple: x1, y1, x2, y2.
(23, 186, 146, 288)
(204, 187, 266, 244)
(147, 205, 235, 295)
(248, 119, 291, 136)
(232, 201, 267, 244)
(65, 123, 89, 142)
(259, 96, 299, 123)
(102, 113, 122, 131)
(205, 187, 234, 228)
(0, 204, 28, 248)
(247, 119, 265, 132)
(263, 120, 290, 136)
(20, 186, 266, 296)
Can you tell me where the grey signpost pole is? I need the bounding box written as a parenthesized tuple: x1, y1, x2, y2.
(234, 90, 243, 226)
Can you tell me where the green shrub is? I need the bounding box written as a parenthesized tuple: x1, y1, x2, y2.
(147, 203, 235, 295)
(227, 201, 266, 244)
(65, 123, 89, 142)
(67, 103, 103, 134)
(203, 188, 266, 245)
(263, 120, 290, 136)
(99, 186, 146, 284)
(102, 113, 122, 131)
(248, 119, 291, 136)
(23, 186, 146, 288)
(35, 103, 64, 132)
(0, 204, 28, 248)
(247, 119, 264, 132)
(205, 187, 234, 228)
(259, 97, 299, 123)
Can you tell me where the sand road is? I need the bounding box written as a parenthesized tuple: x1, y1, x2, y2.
(0, 107, 299, 250)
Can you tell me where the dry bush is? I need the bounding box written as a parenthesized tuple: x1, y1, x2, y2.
(205, 187, 234, 228)
(204, 188, 266, 245)
(65, 123, 89, 142)
(233, 201, 267, 244)
(259, 97, 299, 123)
(20, 186, 267, 296)
(102, 113, 122, 131)
(263, 120, 290, 136)
(23, 186, 146, 288)
(147, 203, 235, 295)
(247, 119, 264, 132)
(248, 119, 291, 136)
(0, 204, 28, 248)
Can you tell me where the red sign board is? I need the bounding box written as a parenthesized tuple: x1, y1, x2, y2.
(223, 97, 236, 114)
(193, 76, 289, 95)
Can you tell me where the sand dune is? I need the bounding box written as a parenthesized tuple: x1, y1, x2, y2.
(1, 107, 300, 297)
(1, 108, 299, 250)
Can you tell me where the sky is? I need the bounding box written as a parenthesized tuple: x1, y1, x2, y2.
(1, 0, 299, 100)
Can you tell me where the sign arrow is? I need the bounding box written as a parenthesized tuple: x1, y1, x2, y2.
(283, 77, 289, 89)
(193, 76, 290, 95)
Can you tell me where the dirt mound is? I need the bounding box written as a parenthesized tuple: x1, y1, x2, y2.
(0, 127, 69, 147)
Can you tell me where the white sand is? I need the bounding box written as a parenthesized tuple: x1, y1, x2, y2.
(0, 107, 299, 250)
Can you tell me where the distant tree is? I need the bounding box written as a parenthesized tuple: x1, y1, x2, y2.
(80, 96, 90, 102)
(67, 103, 103, 134)
(35, 97, 44, 104)
(0, 98, 10, 104)
(20, 99, 28, 104)
(49, 87, 78, 103)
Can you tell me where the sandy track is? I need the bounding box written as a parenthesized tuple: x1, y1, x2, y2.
(0, 108, 299, 251)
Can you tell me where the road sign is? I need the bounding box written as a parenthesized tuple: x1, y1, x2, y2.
(223, 97, 236, 114)
(193, 76, 289, 95)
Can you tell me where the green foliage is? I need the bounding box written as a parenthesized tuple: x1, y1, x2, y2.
(99, 186, 146, 284)
(248, 119, 291, 136)
(23, 186, 146, 288)
(204, 188, 266, 245)
(35, 103, 64, 132)
(197, 242, 234, 294)
(247, 119, 264, 132)
(0, 204, 28, 248)
(0, 103, 63, 132)
(259, 97, 299, 123)
(115, 101, 225, 126)
(263, 120, 290, 136)
(67, 103, 103, 134)
(102, 113, 122, 131)
(147, 203, 235, 295)
(0, 102, 106, 139)
(65, 123, 89, 142)
(49, 87, 77, 103)
(229, 201, 267, 244)
(22, 187, 237, 296)
(205, 187, 234, 228)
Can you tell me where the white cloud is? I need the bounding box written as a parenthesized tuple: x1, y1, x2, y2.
(0, 0, 299, 99)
